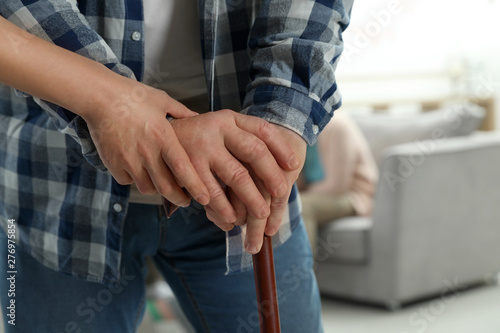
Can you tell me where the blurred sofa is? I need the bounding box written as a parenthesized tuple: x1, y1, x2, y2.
(314, 103, 500, 309)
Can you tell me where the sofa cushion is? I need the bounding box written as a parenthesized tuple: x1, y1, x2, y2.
(350, 103, 486, 164)
(317, 216, 373, 264)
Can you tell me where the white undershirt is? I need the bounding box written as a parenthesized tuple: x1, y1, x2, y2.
(143, 0, 208, 111)
(129, 0, 208, 204)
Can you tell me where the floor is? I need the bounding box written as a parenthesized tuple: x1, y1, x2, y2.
(320, 284, 500, 333)
(137, 283, 500, 333)
(2, 283, 499, 332)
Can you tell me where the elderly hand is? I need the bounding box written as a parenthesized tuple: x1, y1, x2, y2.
(205, 124, 306, 254)
(170, 110, 301, 233)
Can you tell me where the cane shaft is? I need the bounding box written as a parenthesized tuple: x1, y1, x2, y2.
(253, 235, 281, 333)
(163, 199, 281, 331)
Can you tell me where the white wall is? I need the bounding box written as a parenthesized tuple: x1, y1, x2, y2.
(336, 0, 500, 128)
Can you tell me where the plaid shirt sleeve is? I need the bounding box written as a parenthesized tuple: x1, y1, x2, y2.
(242, 0, 353, 145)
(0, 0, 137, 170)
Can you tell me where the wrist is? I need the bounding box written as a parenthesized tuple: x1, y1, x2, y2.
(75, 64, 137, 122)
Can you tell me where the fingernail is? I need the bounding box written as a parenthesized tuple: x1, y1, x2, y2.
(221, 223, 234, 231)
(180, 200, 191, 208)
(260, 206, 270, 218)
(246, 243, 258, 254)
(226, 211, 237, 224)
(196, 193, 209, 206)
(265, 226, 278, 236)
(289, 155, 300, 169)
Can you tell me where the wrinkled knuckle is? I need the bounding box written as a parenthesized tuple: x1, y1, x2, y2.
(246, 229, 262, 240)
(248, 139, 267, 160)
(258, 120, 275, 140)
(271, 198, 288, 210)
(229, 167, 250, 187)
(207, 184, 225, 201)
(170, 158, 187, 176)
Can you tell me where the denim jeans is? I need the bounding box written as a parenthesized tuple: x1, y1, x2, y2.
(0, 203, 323, 332)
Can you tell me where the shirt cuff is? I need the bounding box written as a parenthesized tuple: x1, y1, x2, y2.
(242, 85, 341, 145)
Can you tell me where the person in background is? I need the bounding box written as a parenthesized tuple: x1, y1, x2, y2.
(300, 112, 378, 253)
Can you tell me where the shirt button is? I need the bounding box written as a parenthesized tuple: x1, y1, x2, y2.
(312, 125, 319, 135)
(131, 31, 142, 41)
(113, 203, 123, 212)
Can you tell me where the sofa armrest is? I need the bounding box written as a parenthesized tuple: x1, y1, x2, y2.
(371, 132, 500, 298)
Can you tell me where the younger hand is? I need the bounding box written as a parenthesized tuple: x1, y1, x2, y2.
(85, 82, 210, 207)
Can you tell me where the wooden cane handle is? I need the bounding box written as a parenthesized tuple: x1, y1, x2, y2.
(253, 235, 281, 333)
(161, 197, 180, 218)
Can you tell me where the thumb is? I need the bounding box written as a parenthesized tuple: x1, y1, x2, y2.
(167, 100, 199, 119)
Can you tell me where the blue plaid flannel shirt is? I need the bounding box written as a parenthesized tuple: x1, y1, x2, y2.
(0, 0, 352, 286)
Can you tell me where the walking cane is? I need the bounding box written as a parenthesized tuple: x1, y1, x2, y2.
(162, 198, 281, 332)
(253, 235, 281, 332)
